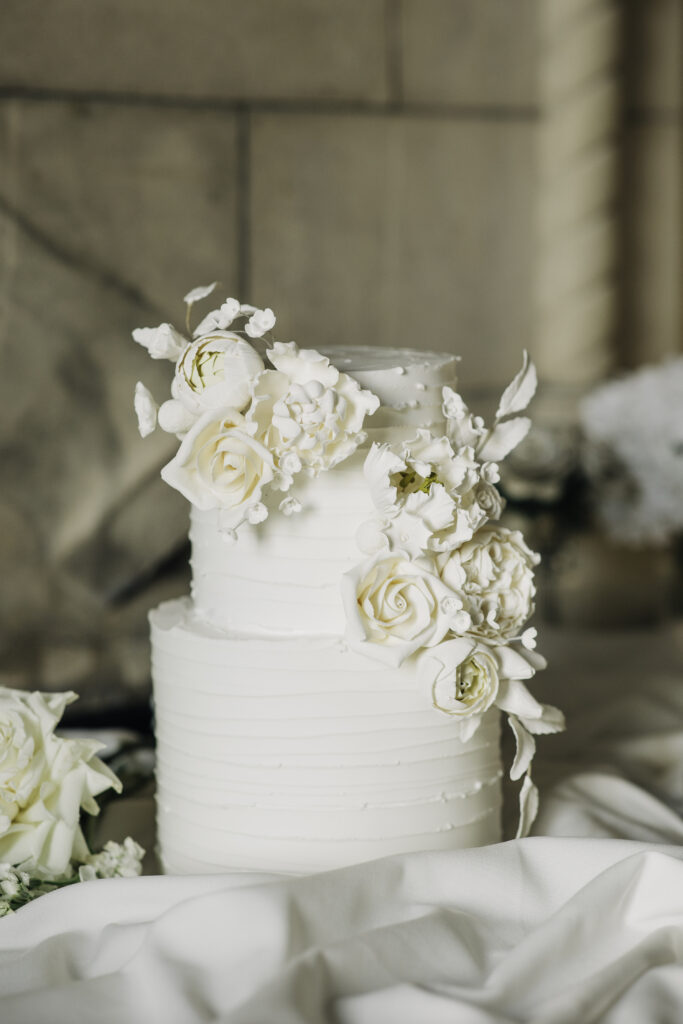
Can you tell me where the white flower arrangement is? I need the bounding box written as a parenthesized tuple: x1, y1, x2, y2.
(579, 358, 683, 547)
(342, 353, 564, 838)
(134, 287, 379, 534)
(0, 687, 143, 914)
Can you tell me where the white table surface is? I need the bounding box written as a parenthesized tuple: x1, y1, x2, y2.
(2, 623, 683, 1023)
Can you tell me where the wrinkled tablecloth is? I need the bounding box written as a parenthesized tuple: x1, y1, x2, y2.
(2, 624, 683, 1023)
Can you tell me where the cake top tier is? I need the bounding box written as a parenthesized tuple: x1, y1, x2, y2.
(318, 346, 457, 398)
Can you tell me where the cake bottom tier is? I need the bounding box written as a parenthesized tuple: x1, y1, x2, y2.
(150, 599, 503, 875)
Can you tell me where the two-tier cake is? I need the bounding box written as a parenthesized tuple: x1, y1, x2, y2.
(134, 286, 564, 875)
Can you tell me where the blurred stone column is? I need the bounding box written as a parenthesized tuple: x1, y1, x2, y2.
(535, 0, 623, 423)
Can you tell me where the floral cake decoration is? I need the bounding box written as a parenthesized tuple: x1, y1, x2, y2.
(135, 286, 564, 836)
(134, 282, 379, 537)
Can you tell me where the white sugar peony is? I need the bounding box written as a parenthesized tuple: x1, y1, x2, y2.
(173, 332, 264, 417)
(439, 525, 539, 642)
(0, 689, 121, 877)
(251, 342, 379, 475)
(360, 430, 500, 557)
(341, 552, 470, 666)
(161, 408, 276, 523)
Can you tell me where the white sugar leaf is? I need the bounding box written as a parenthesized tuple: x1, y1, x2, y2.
(521, 704, 566, 736)
(133, 382, 157, 438)
(496, 351, 537, 419)
(508, 715, 536, 781)
(183, 282, 217, 305)
(516, 772, 539, 839)
(478, 417, 531, 462)
(496, 677, 543, 719)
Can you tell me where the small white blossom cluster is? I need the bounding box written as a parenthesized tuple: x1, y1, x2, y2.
(134, 284, 379, 534)
(341, 354, 564, 837)
(0, 839, 144, 917)
(78, 837, 145, 881)
(579, 358, 683, 547)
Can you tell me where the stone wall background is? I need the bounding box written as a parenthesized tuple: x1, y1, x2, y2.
(0, 1, 680, 719)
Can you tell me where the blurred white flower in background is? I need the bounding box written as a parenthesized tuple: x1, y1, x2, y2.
(579, 359, 683, 546)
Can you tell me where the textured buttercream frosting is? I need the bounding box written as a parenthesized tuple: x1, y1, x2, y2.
(151, 345, 505, 874)
(152, 599, 502, 874)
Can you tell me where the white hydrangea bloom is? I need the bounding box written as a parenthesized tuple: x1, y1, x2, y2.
(250, 343, 379, 476)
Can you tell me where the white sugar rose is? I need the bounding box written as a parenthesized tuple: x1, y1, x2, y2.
(0, 689, 120, 877)
(341, 552, 470, 666)
(161, 408, 276, 523)
(251, 343, 379, 475)
(173, 331, 264, 417)
(439, 525, 539, 641)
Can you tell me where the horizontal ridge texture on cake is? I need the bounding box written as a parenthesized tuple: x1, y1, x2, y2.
(152, 598, 502, 875)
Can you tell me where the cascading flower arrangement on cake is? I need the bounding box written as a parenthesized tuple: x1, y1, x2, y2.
(134, 283, 379, 536)
(135, 285, 564, 848)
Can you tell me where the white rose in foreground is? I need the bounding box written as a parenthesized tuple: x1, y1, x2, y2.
(341, 552, 470, 666)
(161, 408, 276, 522)
(0, 689, 121, 877)
(251, 343, 379, 474)
(173, 332, 264, 416)
(439, 525, 539, 641)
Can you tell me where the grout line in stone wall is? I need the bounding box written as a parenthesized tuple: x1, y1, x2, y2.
(0, 85, 539, 122)
(235, 105, 251, 300)
(0, 189, 163, 316)
(384, 0, 404, 108)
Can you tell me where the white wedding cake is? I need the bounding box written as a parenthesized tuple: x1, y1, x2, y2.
(134, 287, 564, 875)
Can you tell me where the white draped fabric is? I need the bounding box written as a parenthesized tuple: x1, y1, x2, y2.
(1, 624, 683, 1023)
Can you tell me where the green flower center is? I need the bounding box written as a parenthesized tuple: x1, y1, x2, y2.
(395, 468, 440, 496)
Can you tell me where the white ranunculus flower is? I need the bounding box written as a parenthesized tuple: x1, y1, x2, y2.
(420, 638, 501, 738)
(251, 343, 379, 475)
(0, 689, 121, 877)
(173, 332, 264, 416)
(341, 552, 470, 667)
(439, 525, 539, 642)
(161, 408, 276, 523)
